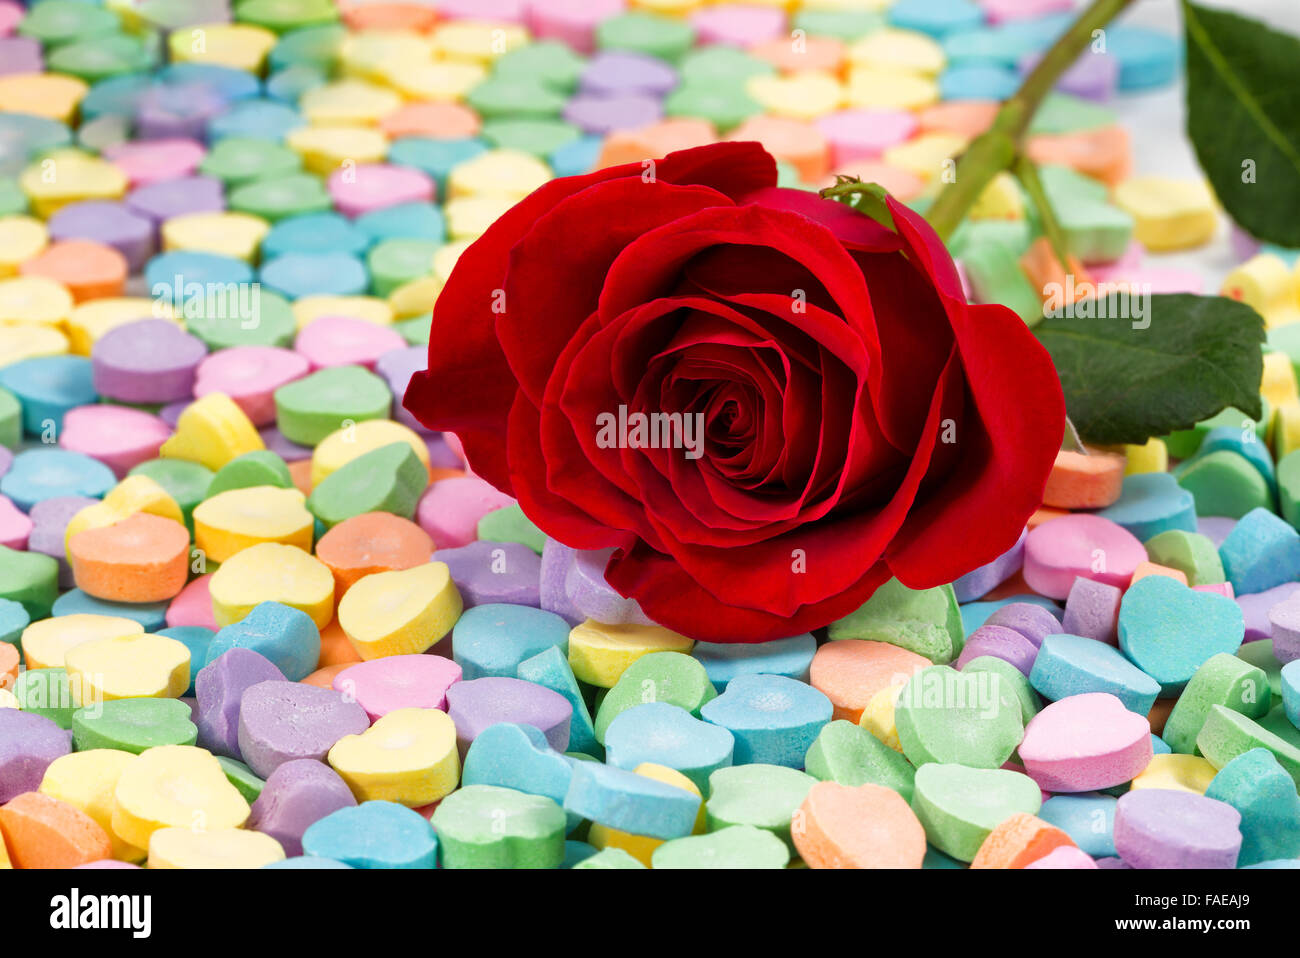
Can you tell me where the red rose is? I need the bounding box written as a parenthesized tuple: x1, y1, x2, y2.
(405, 142, 1065, 642)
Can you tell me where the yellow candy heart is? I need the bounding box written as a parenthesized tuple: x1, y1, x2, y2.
(112, 745, 250, 850)
(286, 125, 388, 177)
(1125, 437, 1169, 476)
(21, 613, 144, 671)
(65, 474, 185, 548)
(445, 195, 515, 242)
(148, 827, 285, 869)
(587, 763, 704, 865)
(386, 61, 487, 102)
(64, 633, 191, 705)
(0, 323, 69, 367)
(1221, 254, 1300, 329)
(339, 31, 433, 82)
(161, 211, 270, 263)
(209, 542, 335, 629)
(388, 275, 443, 319)
(433, 240, 472, 284)
(328, 707, 460, 806)
(1263, 351, 1299, 409)
(849, 28, 946, 75)
(66, 297, 176, 355)
(567, 620, 695, 688)
(0, 72, 87, 122)
(1129, 753, 1218, 794)
(19, 150, 127, 218)
(337, 562, 461, 659)
(0, 216, 48, 278)
(160, 392, 265, 471)
(1112, 177, 1218, 252)
(301, 80, 403, 127)
(40, 749, 146, 861)
(882, 132, 969, 183)
(292, 295, 393, 330)
(311, 420, 431, 489)
(0, 275, 75, 325)
(447, 149, 551, 200)
(193, 485, 314, 563)
(846, 68, 939, 111)
(859, 684, 905, 753)
(429, 21, 528, 63)
(747, 72, 846, 121)
(168, 23, 277, 72)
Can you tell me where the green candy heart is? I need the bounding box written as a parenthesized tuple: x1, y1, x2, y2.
(593, 651, 716, 744)
(431, 785, 567, 869)
(1198, 705, 1300, 785)
(130, 458, 215, 532)
(911, 764, 1042, 862)
(493, 41, 586, 92)
(207, 451, 293, 497)
(960, 655, 1042, 727)
(236, 0, 339, 32)
(228, 173, 332, 223)
(1175, 450, 1272, 519)
(1144, 529, 1226, 585)
(651, 825, 790, 869)
(571, 847, 646, 869)
(306, 442, 427, 527)
(1163, 653, 1271, 754)
(72, 698, 199, 754)
(828, 577, 963, 663)
(894, 665, 1025, 769)
(182, 287, 297, 351)
(803, 720, 916, 801)
(0, 545, 59, 620)
(199, 137, 302, 186)
(705, 764, 815, 851)
(274, 365, 392, 446)
(217, 756, 266, 802)
(476, 503, 545, 554)
(14, 668, 76, 728)
(1237, 639, 1285, 700)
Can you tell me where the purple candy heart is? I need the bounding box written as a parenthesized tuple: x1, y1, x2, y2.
(580, 51, 678, 97)
(955, 624, 1039, 675)
(237, 680, 371, 779)
(436, 539, 541, 608)
(1063, 577, 1123, 645)
(196, 648, 287, 759)
(567, 547, 654, 626)
(952, 528, 1025, 602)
(375, 346, 434, 435)
(127, 175, 225, 225)
(27, 495, 98, 588)
(92, 318, 208, 404)
(1114, 790, 1242, 869)
(563, 93, 663, 134)
(47, 201, 155, 273)
(247, 759, 357, 857)
(985, 602, 1062, 648)
(445, 677, 572, 755)
(540, 538, 584, 626)
(0, 710, 72, 803)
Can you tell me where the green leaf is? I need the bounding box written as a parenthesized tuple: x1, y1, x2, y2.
(819, 178, 896, 231)
(1036, 293, 1265, 445)
(1182, 0, 1300, 246)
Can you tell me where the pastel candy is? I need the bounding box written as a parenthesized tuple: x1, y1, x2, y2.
(1118, 576, 1245, 694)
(596, 651, 716, 743)
(705, 764, 814, 852)
(300, 800, 438, 869)
(205, 452, 293, 497)
(431, 784, 566, 869)
(810, 639, 933, 723)
(64, 631, 190, 704)
(1163, 653, 1271, 754)
(328, 707, 460, 806)
(698, 673, 831, 768)
(1204, 748, 1300, 867)
(516, 646, 600, 759)
(567, 619, 695, 689)
(67, 512, 190, 603)
(337, 562, 461, 659)
(1113, 789, 1242, 868)
(38, 749, 144, 862)
(1144, 529, 1226, 586)
(0, 791, 113, 869)
(804, 719, 917, 801)
(910, 764, 1043, 862)
(604, 702, 734, 791)
(204, 601, 320, 682)
(194, 485, 313, 562)
(461, 722, 575, 816)
(58, 406, 171, 478)
(894, 665, 1024, 769)
(0, 708, 72, 802)
(237, 679, 370, 779)
(1029, 634, 1161, 715)
(111, 745, 249, 850)
(564, 760, 700, 841)
(195, 648, 288, 758)
(1039, 792, 1117, 858)
(435, 540, 541, 609)
(274, 364, 392, 447)
(332, 655, 462, 719)
(1220, 507, 1300, 595)
(1198, 705, 1300, 785)
(951, 527, 1025, 602)
(445, 677, 572, 755)
(161, 392, 265, 473)
(652, 824, 789, 869)
(209, 542, 335, 630)
(416, 476, 516, 549)
(71, 698, 197, 754)
(564, 547, 653, 625)
(691, 633, 816, 692)
(1019, 693, 1153, 792)
(828, 578, 963, 663)
(450, 606, 570, 683)
(1023, 514, 1146, 598)
(1095, 472, 1198, 541)
(0, 544, 59, 619)
(194, 347, 310, 426)
(953, 625, 1037, 675)
(315, 511, 433, 599)
(1, 448, 114, 513)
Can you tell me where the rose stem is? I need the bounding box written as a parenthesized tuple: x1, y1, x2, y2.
(924, 0, 1137, 242)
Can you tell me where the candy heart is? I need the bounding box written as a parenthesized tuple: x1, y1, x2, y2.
(1018, 692, 1153, 792)
(0, 708, 72, 802)
(208, 542, 335, 630)
(698, 673, 831, 768)
(273, 364, 392, 446)
(111, 745, 249, 850)
(148, 826, 285, 869)
(445, 676, 573, 755)
(804, 719, 917, 801)
(461, 722, 575, 813)
(652, 824, 790, 869)
(1095, 472, 1197, 541)
(63, 632, 190, 705)
(604, 701, 734, 790)
(336, 561, 461, 659)
(237, 679, 370, 778)
(328, 707, 459, 806)
(827, 577, 964, 664)
(705, 764, 815, 851)
(20, 612, 143, 671)
(332, 654, 462, 719)
(1118, 575, 1245, 694)
(301, 800, 438, 869)
(1113, 789, 1242, 868)
(793, 780, 927, 869)
(452, 603, 570, 681)
(195, 648, 288, 758)
(193, 485, 314, 562)
(64, 475, 183, 546)
(203, 601, 320, 681)
(306, 442, 428, 528)
(39, 749, 145, 861)
(159, 392, 265, 472)
(247, 758, 357, 858)
(72, 698, 198, 753)
(595, 651, 715, 743)
(894, 665, 1024, 769)
(431, 784, 567, 869)
(910, 763, 1043, 862)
